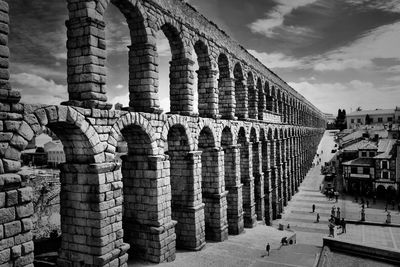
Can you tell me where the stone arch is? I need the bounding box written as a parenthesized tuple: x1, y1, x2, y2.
(67, 0, 157, 110)
(194, 39, 217, 117)
(257, 78, 265, 120)
(108, 113, 158, 157)
(218, 53, 234, 119)
(158, 22, 194, 114)
(161, 116, 194, 152)
(117, 113, 174, 261)
(250, 127, 263, 221)
(22, 106, 100, 163)
(166, 122, 205, 249)
(221, 126, 234, 148)
(197, 120, 219, 149)
(198, 126, 228, 241)
(247, 71, 257, 119)
(20, 105, 116, 265)
(234, 62, 247, 119)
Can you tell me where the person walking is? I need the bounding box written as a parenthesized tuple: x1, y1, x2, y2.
(316, 213, 320, 223)
(312, 204, 316, 213)
(266, 242, 270, 256)
(341, 218, 346, 233)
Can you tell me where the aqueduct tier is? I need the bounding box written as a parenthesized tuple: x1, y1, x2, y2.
(0, 0, 326, 266)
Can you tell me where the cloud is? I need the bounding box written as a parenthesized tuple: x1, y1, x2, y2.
(289, 80, 396, 113)
(387, 76, 400, 82)
(11, 73, 67, 104)
(248, 0, 318, 37)
(249, 49, 304, 69)
(313, 21, 400, 71)
(345, 0, 400, 13)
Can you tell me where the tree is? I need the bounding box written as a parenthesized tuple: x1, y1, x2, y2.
(365, 114, 372, 125)
(335, 108, 347, 130)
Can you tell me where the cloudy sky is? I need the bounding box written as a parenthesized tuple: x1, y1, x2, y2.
(7, 0, 400, 115)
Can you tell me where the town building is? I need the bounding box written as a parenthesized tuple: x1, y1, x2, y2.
(341, 137, 399, 198)
(346, 107, 400, 129)
(44, 140, 65, 167)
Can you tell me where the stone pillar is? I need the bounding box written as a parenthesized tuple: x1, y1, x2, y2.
(235, 78, 248, 119)
(0, 3, 34, 266)
(253, 141, 265, 222)
(262, 141, 272, 225)
(128, 44, 162, 113)
(121, 155, 176, 263)
(239, 142, 256, 228)
(198, 70, 219, 118)
(281, 139, 288, 206)
(270, 140, 279, 219)
(218, 77, 236, 119)
(57, 163, 129, 267)
(64, 17, 112, 109)
(201, 147, 228, 241)
(170, 58, 195, 115)
(275, 140, 283, 216)
(223, 145, 244, 235)
(170, 151, 205, 250)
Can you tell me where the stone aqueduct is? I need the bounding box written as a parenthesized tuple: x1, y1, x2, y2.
(0, 0, 326, 266)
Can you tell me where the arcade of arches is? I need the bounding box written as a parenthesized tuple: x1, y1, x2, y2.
(0, 0, 325, 266)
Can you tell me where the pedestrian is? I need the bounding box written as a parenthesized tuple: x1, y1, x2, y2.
(328, 223, 334, 237)
(331, 206, 335, 216)
(316, 213, 320, 223)
(336, 207, 341, 219)
(266, 242, 270, 256)
(312, 204, 316, 213)
(341, 218, 346, 233)
(366, 200, 369, 208)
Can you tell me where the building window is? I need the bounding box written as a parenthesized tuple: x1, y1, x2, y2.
(351, 167, 357, 173)
(378, 117, 383, 122)
(381, 160, 388, 169)
(357, 118, 361, 123)
(388, 117, 393, 122)
(369, 152, 375, 157)
(382, 171, 389, 179)
(363, 167, 369, 174)
(351, 119, 354, 123)
(361, 151, 367, 157)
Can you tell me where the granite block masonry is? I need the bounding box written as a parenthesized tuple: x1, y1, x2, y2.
(0, 0, 325, 266)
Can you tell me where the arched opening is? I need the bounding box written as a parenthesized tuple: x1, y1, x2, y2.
(194, 40, 214, 117)
(376, 185, 386, 199)
(105, 1, 161, 112)
(238, 128, 256, 227)
(158, 23, 189, 114)
(265, 82, 271, 112)
(198, 127, 228, 241)
(221, 127, 244, 234)
(21, 127, 66, 263)
(271, 128, 279, 219)
(257, 78, 265, 120)
(218, 54, 233, 119)
(19, 112, 103, 266)
(234, 63, 246, 119)
(250, 128, 264, 222)
(247, 72, 256, 119)
(119, 124, 172, 262)
(271, 85, 277, 113)
(166, 125, 204, 250)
